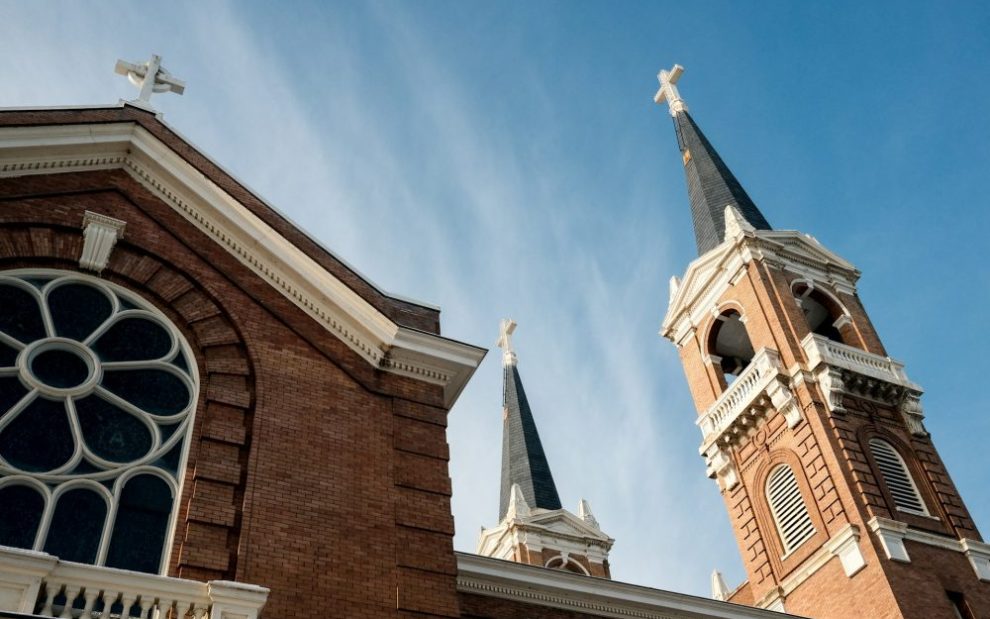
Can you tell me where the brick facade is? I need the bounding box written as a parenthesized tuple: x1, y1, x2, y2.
(674, 249, 990, 618)
(0, 164, 458, 617)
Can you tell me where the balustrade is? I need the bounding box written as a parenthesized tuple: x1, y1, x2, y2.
(0, 547, 267, 619)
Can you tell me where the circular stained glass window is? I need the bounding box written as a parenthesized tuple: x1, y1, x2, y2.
(0, 270, 199, 573)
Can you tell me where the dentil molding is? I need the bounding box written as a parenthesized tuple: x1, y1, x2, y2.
(0, 113, 485, 407)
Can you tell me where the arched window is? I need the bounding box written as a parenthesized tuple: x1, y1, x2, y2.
(0, 270, 198, 574)
(869, 438, 928, 516)
(793, 282, 846, 343)
(708, 309, 755, 383)
(545, 556, 589, 575)
(766, 465, 816, 555)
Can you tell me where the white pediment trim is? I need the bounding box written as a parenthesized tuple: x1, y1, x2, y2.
(457, 552, 799, 619)
(661, 230, 861, 347)
(0, 120, 485, 407)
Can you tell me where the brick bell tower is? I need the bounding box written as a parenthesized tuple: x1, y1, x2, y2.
(655, 64, 990, 618)
(477, 319, 614, 578)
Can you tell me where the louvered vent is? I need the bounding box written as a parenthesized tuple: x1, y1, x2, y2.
(869, 438, 928, 515)
(766, 466, 816, 554)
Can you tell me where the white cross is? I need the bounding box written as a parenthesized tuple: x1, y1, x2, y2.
(115, 54, 185, 109)
(496, 318, 518, 365)
(654, 63, 688, 116)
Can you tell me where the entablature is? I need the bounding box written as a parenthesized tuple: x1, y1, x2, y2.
(662, 227, 861, 348)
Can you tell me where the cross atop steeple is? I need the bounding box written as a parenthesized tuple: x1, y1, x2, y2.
(114, 54, 186, 110)
(496, 318, 518, 366)
(654, 63, 688, 116)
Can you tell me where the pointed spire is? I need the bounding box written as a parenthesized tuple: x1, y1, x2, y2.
(506, 483, 531, 520)
(578, 498, 599, 529)
(497, 320, 562, 522)
(711, 569, 730, 601)
(655, 64, 772, 255)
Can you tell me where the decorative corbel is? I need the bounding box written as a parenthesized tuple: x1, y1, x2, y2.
(767, 378, 802, 428)
(899, 392, 927, 437)
(704, 445, 739, 491)
(79, 211, 126, 273)
(817, 367, 846, 414)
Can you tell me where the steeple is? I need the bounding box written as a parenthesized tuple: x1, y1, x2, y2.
(496, 319, 562, 521)
(654, 64, 772, 255)
(479, 319, 613, 577)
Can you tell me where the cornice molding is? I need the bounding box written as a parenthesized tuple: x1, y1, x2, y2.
(456, 552, 801, 619)
(0, 121, 485, 407)
(661, 230, 861, 346)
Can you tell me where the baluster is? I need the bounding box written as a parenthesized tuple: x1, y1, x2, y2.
(120, 592, 138, 618)
(40, 582, 60, 616)
(179, 601, 195, 618)
(192, 605, 209, 619)
(58, 585, 80, 618)
(136, 595, 154, 619)
(80, 588, 100, 618)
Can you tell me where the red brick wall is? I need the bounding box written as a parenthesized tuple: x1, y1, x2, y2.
(676, 256, 990, 618)
(0, 168, 459, 618)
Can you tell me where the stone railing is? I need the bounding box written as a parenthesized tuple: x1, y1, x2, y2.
(0, 546, 268, 619)
(697, 348, 783, 445)
(801, 333, 926, 435)
(801, 333, 916, 389)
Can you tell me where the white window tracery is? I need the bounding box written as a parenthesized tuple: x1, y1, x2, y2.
(0, 269, 198, 574)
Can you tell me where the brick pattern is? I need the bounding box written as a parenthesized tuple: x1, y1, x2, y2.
(677, 257, 990, 618)
(0, 169, 461, 617)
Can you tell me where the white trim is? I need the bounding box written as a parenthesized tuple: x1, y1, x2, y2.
(661, 230, 860, 347)
(0, 269, 197, 576)
(0, 121, 483, 407)
(456, 552, 800, 619)
(867, 516, 990, 581)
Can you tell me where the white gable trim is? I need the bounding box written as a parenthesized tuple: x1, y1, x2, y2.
(0, 121, 485, 407)
(457, 552, 800, 619)
(661, 230, 861, 347)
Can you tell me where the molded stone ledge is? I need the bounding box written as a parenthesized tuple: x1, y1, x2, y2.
(0, 545, 268, 618)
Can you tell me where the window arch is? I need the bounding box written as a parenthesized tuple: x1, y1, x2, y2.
(707, 309, 755, 384)
(545, 555, 590, 575)
(0, 269, 199, 574)
(766, 465, 816, 555)
(792, 281, 848, 344)
(869, 438, 928, 516)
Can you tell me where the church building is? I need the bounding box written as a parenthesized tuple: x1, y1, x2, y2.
(0, 55, 985, 619)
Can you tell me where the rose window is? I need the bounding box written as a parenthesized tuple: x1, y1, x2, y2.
(0, 270, 198, 574)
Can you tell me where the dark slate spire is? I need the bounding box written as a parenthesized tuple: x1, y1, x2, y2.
(655, 64, 772, 255)
(496, 319, 562, 522)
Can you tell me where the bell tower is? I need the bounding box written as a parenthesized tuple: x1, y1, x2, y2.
(656, 65, 990, 618)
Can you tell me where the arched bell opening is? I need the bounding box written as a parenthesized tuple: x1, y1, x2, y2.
(708, 309, 755, 388)
(793, 282, 848, 344)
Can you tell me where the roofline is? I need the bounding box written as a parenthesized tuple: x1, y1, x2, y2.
(0, 115, 481, 407)
(0, 102, 440, 312)
(456, 552, 806, 619)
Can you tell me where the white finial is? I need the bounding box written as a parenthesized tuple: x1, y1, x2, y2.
(496, 318, 518, 366)
(506, 483, 530, 520)
(115, 54, 186, 110)
(668, 275, 681, 305)
(723, 204, 755, 241)
(578, 499, 599, 528)
(654, 63, 688, 116)
(711, 569, 730, 601)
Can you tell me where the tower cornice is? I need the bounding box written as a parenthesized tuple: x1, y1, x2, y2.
(661, 227, 860, 348)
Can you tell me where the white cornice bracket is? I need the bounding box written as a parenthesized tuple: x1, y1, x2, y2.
(79, 211, 126, 273)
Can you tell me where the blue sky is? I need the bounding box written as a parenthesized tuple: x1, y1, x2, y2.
(3, 0, 989, 598)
